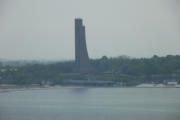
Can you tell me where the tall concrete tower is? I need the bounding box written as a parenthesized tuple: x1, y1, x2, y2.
(74, 18, 94, 73)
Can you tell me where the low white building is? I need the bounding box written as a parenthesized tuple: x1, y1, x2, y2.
(167, 81, 178, 87)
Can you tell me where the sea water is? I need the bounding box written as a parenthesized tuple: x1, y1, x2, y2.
(0, 87, 180, 120)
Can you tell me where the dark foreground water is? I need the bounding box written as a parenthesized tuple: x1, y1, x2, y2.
(0, 87, 180, 120)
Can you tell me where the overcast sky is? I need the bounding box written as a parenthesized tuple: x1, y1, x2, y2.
(0, 0, 180, 60)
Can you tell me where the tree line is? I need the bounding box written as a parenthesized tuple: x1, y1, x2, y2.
(0, 55, 180, 86)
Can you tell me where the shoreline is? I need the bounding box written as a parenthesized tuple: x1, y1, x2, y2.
(1, 85, 180, 93)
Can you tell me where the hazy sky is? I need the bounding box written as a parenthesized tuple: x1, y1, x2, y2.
(0, 0, 180, 60)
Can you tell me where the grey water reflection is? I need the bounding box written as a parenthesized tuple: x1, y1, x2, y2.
(71, 87, 89, 93)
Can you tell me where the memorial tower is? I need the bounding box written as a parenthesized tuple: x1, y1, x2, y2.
(74, 18, 94, 73)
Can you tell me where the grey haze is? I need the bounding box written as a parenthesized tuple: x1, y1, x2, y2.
(0, 0, 180, 60)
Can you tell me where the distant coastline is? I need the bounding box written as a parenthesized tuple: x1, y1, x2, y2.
(1, 55, 180, 87)
(1, 84, 180, 94)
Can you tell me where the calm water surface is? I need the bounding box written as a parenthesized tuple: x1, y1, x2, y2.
(0, 88, 180, 120)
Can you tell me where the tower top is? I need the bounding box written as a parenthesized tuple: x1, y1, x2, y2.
(75, 18, 83, 26)
(75, 18, 83, 20)
(75, 18, 83, 22)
